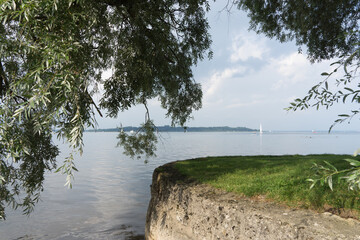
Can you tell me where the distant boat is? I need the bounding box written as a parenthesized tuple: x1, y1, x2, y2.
(259, 124, 263, 134)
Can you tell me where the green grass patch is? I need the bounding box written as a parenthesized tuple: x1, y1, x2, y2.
(175, 155, 360, 215)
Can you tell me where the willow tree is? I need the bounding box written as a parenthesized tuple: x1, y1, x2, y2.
(0, 0, 211, 219)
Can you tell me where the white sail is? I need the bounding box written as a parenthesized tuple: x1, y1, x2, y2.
(259, 124, 263, 134)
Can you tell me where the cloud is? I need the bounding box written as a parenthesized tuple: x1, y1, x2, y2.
(225, 99, 264, 109)
(225, 94, 269, 109)
(273, 52, 308, 81)
(269, 52, 331, 90)
(230, 34, 269, 62)
(203, 66, 247, 102)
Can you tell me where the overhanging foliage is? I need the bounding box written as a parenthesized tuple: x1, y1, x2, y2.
(0, 0, 211, 219)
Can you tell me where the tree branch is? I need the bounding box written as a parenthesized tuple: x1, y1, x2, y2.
(0, 61, 9, 96)
(143, 101, 150, 122)
(86, 91, 103, 117)
(0, 61, 29, 103)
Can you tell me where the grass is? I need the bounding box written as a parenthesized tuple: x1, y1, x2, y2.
(175, 155, 360, 216)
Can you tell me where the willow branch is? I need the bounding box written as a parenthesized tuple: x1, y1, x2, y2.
(86, 91, 103, 117)
(0, 61, 9, 95)
(143, 101, 150, 122)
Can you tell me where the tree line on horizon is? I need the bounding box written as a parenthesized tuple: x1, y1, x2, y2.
(86, 125, 257, 132)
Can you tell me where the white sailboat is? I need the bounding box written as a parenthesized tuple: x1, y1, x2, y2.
(259, 124, 263, 134)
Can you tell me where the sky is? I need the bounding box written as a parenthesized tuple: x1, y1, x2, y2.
(96, 2, 360, 132)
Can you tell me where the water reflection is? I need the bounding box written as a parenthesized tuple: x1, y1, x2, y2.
(13, 225, 145, 240)
(259, 133, 263, 154)
(1, 131, 359, 239)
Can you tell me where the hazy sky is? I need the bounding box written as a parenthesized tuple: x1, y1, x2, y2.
(96, 2, 360, 131)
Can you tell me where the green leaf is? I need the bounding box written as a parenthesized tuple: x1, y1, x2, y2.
(344, 87, 354, 92)
(328, 176, 333, 191)
(330, 61, 341, 66)
(11, 0, 16, 10)
(0, 175, 5, 184)
(344, 158, 360, 167)
(307, 179, 317, 189)
(323, 160, 337, 171)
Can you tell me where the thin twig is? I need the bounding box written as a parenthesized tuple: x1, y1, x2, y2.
(143, 101, 150, 122)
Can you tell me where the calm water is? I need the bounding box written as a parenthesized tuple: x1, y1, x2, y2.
(1, 131, 360, 240)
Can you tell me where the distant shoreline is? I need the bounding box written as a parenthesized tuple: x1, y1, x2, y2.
(84, 127, 360, 133)
(85, 126, 258, 133)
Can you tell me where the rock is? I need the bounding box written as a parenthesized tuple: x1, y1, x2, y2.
(145, 162, 360, 240)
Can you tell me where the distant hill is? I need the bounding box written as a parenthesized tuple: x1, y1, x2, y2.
(86, 125, 257, 132)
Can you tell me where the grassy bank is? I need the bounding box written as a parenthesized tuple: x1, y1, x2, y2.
(175, 155, 360, 217)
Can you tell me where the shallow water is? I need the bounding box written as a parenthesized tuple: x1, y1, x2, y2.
(1, 131, 359, 239)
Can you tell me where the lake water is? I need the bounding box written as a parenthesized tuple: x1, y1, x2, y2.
(1, 131, 360, 240)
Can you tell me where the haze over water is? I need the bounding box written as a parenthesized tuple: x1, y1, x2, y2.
(1, 131, 359, 240)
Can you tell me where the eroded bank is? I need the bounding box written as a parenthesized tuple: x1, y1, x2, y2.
(145, 162, 360, 240)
